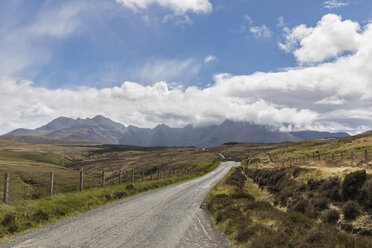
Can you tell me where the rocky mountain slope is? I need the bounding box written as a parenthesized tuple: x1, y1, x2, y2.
(6, 116, 350, 147)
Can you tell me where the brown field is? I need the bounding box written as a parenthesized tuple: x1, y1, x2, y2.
(0, 137, 219, 202)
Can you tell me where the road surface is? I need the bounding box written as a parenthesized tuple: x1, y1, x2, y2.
(1, 161, 239, 248)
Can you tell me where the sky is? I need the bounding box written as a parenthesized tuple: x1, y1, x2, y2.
(0, 0, 372, 134)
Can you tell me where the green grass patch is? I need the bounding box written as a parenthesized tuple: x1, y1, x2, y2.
(0, 150, 70, 166)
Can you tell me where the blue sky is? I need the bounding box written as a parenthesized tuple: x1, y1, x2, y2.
(2, 0, 370, 89)
(0, 0, 372, 134)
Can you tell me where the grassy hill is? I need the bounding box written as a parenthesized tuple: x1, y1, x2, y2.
(208, 134, 372, 247)
(0, 137, 219, 202)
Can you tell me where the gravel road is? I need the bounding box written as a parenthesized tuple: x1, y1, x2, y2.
(1, 161, 239, 248)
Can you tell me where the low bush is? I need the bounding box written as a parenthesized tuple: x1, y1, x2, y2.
(32, 210, 49, 223)
(320, 177, 342, 201)
(231, 188, 255, 200)
(342, 170, 366, 201)
(290, 197, 308, 214)
(1, 214, 16, 227)
(312, 197, 330, 211)
(305, 230, 326, 245)
(361, 178, 372, 207)
(225, 168, 246, 188)
(322, 209, 340, 224)
(342, 201, 361, 220)
(215, 206, 241, 223)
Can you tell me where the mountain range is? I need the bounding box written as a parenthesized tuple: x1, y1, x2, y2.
(5, 115, 350, 147)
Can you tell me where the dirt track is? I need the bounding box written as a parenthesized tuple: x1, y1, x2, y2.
(1, 161, 239, 248)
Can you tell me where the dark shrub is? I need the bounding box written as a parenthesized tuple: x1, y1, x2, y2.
(113, 191, 127, 199)
(292, 167, 305, 178)
(268, 170, 286, 186)
(1, 214, 16, 227)
(32, 210, 49, 223)
(7, 223, 18, 234)
(276, 186, 296, 206)
(1, 214, 17, 229)
(103, 193, 112, 201)
(282, 211, 313, 230)
(322, 209, 340, 224)
(235, 223, 257, 243)
(231, 188, 255, 200)
(225, 168, 246, 188)
(307, 179, 323, 191)
(292, 197, 308, 214)
(305, 230, 326, 245)
(342, 170, 366, 201)
(216, 206, 241, 223)
(244, 167, 254, 177)
(320, 177, 341, 201)
(342, 201, 361, 220)
(55, 208, 66, 217)
(330, 188, 342, 202)
(125, 184, 136, 191)
(211, 194, 233, 210)
(361, 178, 372, 207)
(313, 197, 330, 211)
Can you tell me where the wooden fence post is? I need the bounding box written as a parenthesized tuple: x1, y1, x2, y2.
(101, 169, 105, 187)
(132, 170, 135, 182)
(365, 150, 368, 162)
(80, 170, 83, 192)
(3, 173, 9, 203)
(50, 172, 54, 197)
(119, 170, 122, 184)
(142, 170, 144, 182)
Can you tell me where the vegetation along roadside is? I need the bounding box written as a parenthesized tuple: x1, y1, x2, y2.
(208, 133, 372, 247)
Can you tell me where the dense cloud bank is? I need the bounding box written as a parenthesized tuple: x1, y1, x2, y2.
(1, 14, 371, 134)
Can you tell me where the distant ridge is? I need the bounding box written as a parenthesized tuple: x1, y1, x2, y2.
(362, 130, 372, 135)
(289, 130, 349, 140)
(5, 116, 350, 147)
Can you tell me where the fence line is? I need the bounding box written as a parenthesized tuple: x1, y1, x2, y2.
(271, 150, 370, 167)
(1, 160, 218, 203)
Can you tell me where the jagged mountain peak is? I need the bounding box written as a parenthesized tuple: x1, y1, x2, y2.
(6, 116, 350, 146)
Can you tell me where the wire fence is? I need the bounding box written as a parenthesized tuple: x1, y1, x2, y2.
(0, 160, 218, 203)
(270, 149, 370, 167)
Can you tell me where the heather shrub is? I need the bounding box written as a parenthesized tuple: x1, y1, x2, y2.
(322, 209, 340, 224)
(342, 201, 361, 220)
(342, 170, 366, 201)
(225, 168, 246, 188)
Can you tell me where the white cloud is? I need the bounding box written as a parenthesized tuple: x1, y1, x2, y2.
(0, 1, 95, 77)
(134, 58, 201, 84)
(115, 0, 212, 14)
(315, 95, 345, 105)
(323, 0, 349, 9)
(241, 16, 272, 39)
(249, 25, 272, 38)
(277, 16, 286, 28)
(1, 14, 372, 134)
(204, 55, 217, 63)
(279, 14, 362, 64)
